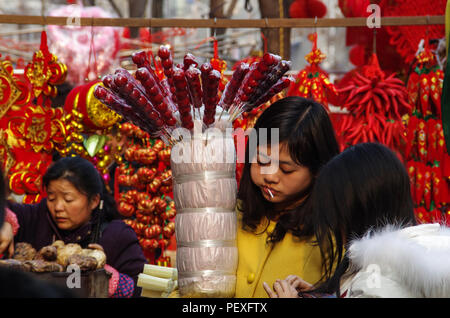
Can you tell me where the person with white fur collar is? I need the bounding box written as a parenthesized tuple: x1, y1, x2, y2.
(264, 143, 450, 298)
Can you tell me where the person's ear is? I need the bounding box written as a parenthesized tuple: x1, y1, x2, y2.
(89, 194, 101, 211)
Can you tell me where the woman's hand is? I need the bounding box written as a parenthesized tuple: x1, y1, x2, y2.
(87, 243, 104, 251)
(263, 280, 300, 298)
(0, 222, 14, 257)
(284, 275, 313, 292)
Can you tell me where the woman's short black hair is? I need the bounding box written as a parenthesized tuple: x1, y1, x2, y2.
(237, 96, 340, 242)
(43, 156, 121, 242)
(310, 142, 416, 295)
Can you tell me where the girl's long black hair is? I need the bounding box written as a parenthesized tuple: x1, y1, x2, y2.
(237, 96, 340, 242)
(309, 142, 416, 295)
(43, 156, 122, 244)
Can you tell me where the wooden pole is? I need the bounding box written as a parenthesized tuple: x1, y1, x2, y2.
(0, 15, 443, 28)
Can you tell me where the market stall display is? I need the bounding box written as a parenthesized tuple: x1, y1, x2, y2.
(95, 47, 292, 297)
(0, 242, 110, 297)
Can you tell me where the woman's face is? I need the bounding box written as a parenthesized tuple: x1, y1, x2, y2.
(46, 178, 100, 231)
(250, 142, 313, 210)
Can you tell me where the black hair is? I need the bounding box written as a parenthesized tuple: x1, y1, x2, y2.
(43, 156, 122, 243)
(237, 96, 340, 242)
(309, 142, 416, 295)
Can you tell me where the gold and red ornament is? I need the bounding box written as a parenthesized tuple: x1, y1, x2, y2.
(287, 32, 338, 110)
(25, 31, 67, 107)
(403, 39, 449, 223)
(0, 33, 68, 203)
(0, 58, 22, 119)
(60, 79, 123, 190)
(334, 52, 412, 152)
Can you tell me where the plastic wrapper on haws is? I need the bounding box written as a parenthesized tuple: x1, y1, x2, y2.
(171, 133, 237, 297)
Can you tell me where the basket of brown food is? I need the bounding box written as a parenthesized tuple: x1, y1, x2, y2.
(0, 241, 111, 298)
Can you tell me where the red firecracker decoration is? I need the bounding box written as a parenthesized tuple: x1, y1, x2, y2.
(335, 53, 412, 152)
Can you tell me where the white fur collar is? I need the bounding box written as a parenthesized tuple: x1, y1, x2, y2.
(347, 223, 450, 297)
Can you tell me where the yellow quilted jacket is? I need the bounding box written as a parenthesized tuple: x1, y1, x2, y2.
(235, 211, 325, 298)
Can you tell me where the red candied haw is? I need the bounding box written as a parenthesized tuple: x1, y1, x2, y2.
(155, 119, 164, 127)
(263, 53, 276, 65)
(137, 96, 147, 107)
(131, 52, 146, 65)
(94, 86, 106, 99)
(130, 89, 140, 100)
(163, 110, 173, 119)
(183, 53, 198, 69)
(123, 82, 133, 94)
(148, 111, 159, 120)
(166, 117, 177, 126)
(183, 121, 194, 130)
(200, 63, 212, 74)
(175, 81, 187, 89)
(105, 94, 114, 105)
(243, 86, 253, 94)
(148, 86, 159, 96)
(152, 94, 164, 104)
(252, 69, 264, 80)
(162, 58, 173, 69)
(158, 46, 171, 59)
(257, 62, 269, 73)
(155, 102, 168, 112)
(248, 78, 258, 87)
(240, 94, 249, 102)
(177, 98, 190, 108)
(102, 76, 113, 87)
(164, 68, 173, 77)
(203, 116, 215, 125)
(114, 74, 128, 87)
(181, 113, 192, 122)
(173, 68, 185, 81)
(176, 90, 189, 99)
(135, 68, 149, 81)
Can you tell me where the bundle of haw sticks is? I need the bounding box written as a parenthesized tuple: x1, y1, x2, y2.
(94, 46, 292, 145)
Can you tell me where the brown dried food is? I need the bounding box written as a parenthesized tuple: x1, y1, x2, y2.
(51, 240, 65, 250)
(81, 248, 106, 269)
(0, 259, 31, 271)
(13, 242, 36, 261)
(37, 246, 58, 262)
(67, 254, 98, 271)
(56, 243, 82, 267)
(24, 260, 64, 273)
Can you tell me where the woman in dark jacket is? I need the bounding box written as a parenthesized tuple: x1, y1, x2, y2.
(1, 156, 147, 297)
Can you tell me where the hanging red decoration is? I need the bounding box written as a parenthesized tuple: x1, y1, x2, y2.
(289, 0, 327, 19)
(335, 53, 412, 151)
(403, 39, 449, 222)
(287, 32, 338, 110)
(380, 0, 446, 65)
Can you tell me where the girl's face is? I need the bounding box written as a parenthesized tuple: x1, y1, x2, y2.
(46, 178, 100, 231)
(250, 142, 313, 210)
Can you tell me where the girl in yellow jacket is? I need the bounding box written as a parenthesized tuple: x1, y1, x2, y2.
(235, 96, 340, 298)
